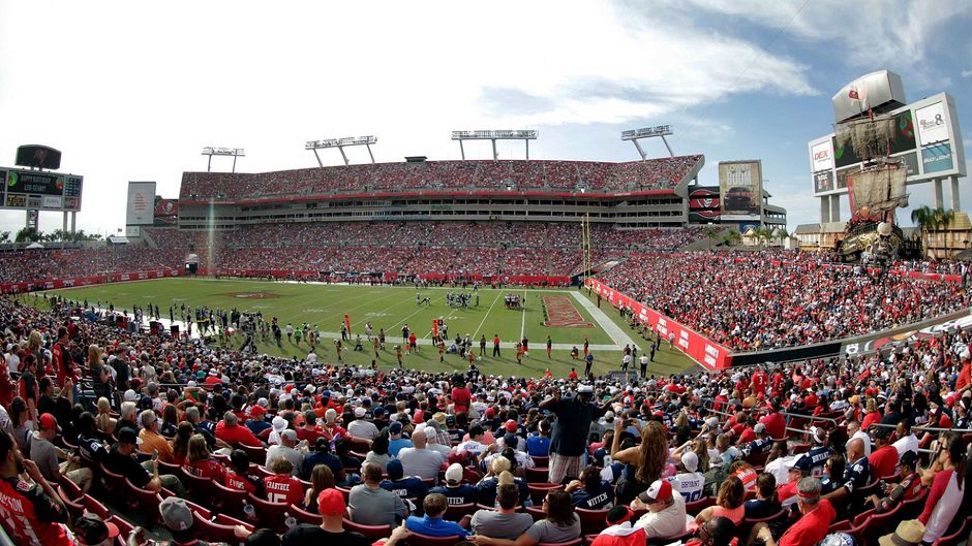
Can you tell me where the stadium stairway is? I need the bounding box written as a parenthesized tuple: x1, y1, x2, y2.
(678, 227, 733, 251)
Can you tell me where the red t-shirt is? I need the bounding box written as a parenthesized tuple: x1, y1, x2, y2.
(263, 474, 303, 505)
(778, 499, 836, 546)
(760, 413, 786, 440)
(861, 411, 882, 431)
(868, 446, 899, 479)
(215, 421, 263, 447)
(296, 427, 324, 444)
(451, 387, 471, 414)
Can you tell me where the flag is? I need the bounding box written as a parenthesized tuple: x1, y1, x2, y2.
(848, 88, 860, 100)
(344, 314, 351, 335)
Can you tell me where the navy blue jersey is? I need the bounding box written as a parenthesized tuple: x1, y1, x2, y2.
(841, 457, 870, 493)
(570, 481, 614, 509)
(428, 484, 478, 506)
(795, 445, 833, 478)
(743, 438, 773, 456)
(380, 477, 428, 501)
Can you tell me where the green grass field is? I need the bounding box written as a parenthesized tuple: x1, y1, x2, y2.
(29, 278, 697, 378)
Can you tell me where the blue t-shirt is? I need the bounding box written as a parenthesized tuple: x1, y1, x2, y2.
(405, 516, 469, 538)
(526, 435, 551, 457)
(389, 438, 413, 457)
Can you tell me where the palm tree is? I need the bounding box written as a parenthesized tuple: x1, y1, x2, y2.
(14, 227, 41, 243)
(0, 231, 9, 244)
(776, 227, 790, 247)
(933, 207, 956, 258)
(725, 229, 742, 247)
(911, 205, 934, 257)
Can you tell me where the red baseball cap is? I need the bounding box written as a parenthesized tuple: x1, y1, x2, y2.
(318, 488, 346, 517)
(250, 405, 267, 419)
(504, 420, 518, 433)
(641, 479, 673, 504)
(39, 413, 59, 432)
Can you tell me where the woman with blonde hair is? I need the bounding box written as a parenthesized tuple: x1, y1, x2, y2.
(95, 397, 117, 435)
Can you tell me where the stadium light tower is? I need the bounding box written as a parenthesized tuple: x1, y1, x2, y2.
(451, 130, 538, 160)
(621, 125, 674, 160)
(201, 147, 245, 172)
(305, 135, 377, 167)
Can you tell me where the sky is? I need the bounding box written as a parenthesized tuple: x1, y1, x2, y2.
(1, 0, 971, 236)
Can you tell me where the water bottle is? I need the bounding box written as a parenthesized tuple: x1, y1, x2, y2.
(243, 499, 256, 521)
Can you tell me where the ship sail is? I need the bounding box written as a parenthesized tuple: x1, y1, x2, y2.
(850, 164, 908, 213)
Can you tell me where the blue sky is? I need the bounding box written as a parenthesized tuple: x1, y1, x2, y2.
(0, 0, 970, 235)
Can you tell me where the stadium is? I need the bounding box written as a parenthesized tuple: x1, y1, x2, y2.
(1, 5, 971, 546)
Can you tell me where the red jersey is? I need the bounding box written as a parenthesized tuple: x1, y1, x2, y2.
(778, 499, 835, 546)
(225, 472, 257, 494)
(214, 421, 263, 447)
(868, 446, 899, 479)
(296, 427, 324, 444)
(263, 474, 303, 505)
(51, 341, 72, 387)
(185, 459, 227, 482)
(451, 387, 471, 414)
(0, 477, 73, 546)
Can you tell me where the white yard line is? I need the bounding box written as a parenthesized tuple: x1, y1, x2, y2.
(472, 290, 503, 338)
(570, 290, 638, 349)
(519, 289, 527, 342)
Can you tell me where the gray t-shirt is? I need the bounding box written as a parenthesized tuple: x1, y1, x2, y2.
(348, 484, 407, 526)
(28, 433, 59, 482)
(397, 447, 446, 480)
(470, 510, 534, 540)
(266, 445, 304, 474)
(525, 515, 581, 544)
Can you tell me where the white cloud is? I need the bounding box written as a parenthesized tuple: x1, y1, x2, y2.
(962, 69, 972, 78)
(0, 0, 817, 234)
(676, 0, 970, 69)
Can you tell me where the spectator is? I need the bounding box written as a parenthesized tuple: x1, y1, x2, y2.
(404, 493, 468, 538)
(263, 458, 303, 506)
(891, 420, 918, 457)
(612, 420, 668, 505)
(348, 407, 379, 441)
(349, 462, 407, 527)
(631, 479, 687, 540)
(137, 409, 174, 462)
(541, 384, 607, 484)
(473, 489, 579, 546)
(266, 429, 304, 473)
(381, 459, 428, 502)
(184, 434, 226, 481)
(867, 450, 923, 513)
(215, 411, 263, 447)
(696, 475, 746, 525)
(397, 427, 445, 482)
(590, 506, 647, 546)
(29, 412, 93, 492)
(429, 463, 478, 506)
(74, 513, 121, 546)
(108, 427, 183, 494)
(917, 433, 966, 544)
(868, 427, 899, 480)
(365, 431, 392, 470)
(0, 431, 73, 546)
(668, 451, 705, 502)
(745, 473, 782, 519)
(470, 483, 534, 539)
(302, 464, 335, 513)
(565, 466, 614, 509)
(388, 421, 412, 457)
(754, 477, 835, 546)
(283, 488, 411, 546)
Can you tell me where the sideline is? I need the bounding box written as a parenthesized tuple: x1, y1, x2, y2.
(569, 290, 638, 350)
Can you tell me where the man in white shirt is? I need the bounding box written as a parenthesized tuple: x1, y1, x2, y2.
(667, 452, 705, 502)
(631, 479, 688, 540)
(846, 419, 872, 457)
(398, 428, 446, 481)
(347, 407, 380, 441)
(455, 424, 488, 456)
(891, 420, 918, 457)
(265, 429, 304, 474)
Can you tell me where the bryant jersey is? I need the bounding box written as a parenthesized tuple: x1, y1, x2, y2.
(796, 445, 833, 478)
(0, 477, 72, 546)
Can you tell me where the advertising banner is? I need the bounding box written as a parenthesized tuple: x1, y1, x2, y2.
(126, 181, 156, 225)
(584, 278, 732, 370)
(916, 102, 949, 145)
(921, 143, 954, 173)
(719, 161, 762, 220)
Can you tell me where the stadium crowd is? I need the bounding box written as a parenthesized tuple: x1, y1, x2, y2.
(178, 156, 704, 201)
(598, 251, 972, 351)
(0, 292, 970, 546)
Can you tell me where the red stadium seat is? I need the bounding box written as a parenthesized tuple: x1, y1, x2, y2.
(343, 518, 393, 540)
(575, 507, 611, 535)
(408, 531, 464, 546)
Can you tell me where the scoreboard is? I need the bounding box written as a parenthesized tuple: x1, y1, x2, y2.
(1, 168, 83, 211)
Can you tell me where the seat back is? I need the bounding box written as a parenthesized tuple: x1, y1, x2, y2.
(933, 518, 969, 546)
(193, 511, 246, 545)
(343, 518, 393, 540)
(57, 486, 85, 521)
(685, 497, 715, 514)
(247, 492, 292, 533)
(526, 467, 550, 483)
(444, 503, 477, 520)
(82, 494, 111, 519)
(408, 531, 463, 546)
(575, 507, 610, 535)
(290, 504, 323, 525)
(109, 515, 134, 546)
(538, 539, 583, 546)
(211, 479, 249, 518)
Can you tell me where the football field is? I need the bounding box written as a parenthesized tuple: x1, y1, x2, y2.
(31, 278, 696, 378)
